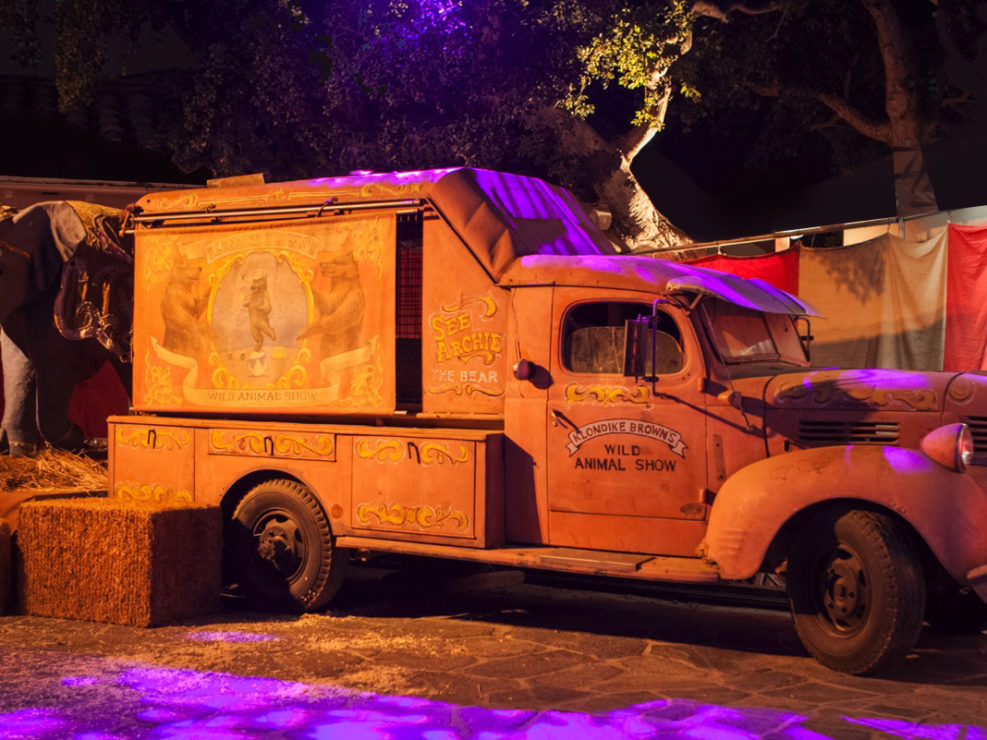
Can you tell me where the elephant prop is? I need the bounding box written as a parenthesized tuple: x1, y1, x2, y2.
(0, 201, 133, 456)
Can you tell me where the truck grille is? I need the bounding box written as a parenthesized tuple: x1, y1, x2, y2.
(798, 420, 899, 445)
(962, 416, 987, 463)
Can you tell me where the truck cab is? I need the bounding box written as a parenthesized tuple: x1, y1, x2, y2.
(110, 167, 987, 675)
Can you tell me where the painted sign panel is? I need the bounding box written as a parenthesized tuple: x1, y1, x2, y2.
(421, 222, 508, 415)
(133, 216, 396, 415)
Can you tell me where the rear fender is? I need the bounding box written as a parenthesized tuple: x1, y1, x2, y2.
(704, 445, 987, 599)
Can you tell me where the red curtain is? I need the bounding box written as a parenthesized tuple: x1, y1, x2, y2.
(945, 223, 987, 371)
(685, 247, 800, 295)
(66, 361, 130, 439)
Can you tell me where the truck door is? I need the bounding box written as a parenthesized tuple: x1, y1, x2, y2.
(545, 292, 710, 557)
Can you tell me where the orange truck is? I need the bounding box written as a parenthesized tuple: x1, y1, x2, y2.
(110, 167, 987, 675)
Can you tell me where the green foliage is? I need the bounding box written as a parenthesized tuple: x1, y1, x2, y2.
(0, 0, 692, 186)
(563, 1, 690, 126)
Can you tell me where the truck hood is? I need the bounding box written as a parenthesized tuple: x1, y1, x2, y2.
(756, 368, 958, 412)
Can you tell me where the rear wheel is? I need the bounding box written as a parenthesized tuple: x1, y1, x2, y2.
(230, 479, 348, 612)
(787, 508, 925, 675)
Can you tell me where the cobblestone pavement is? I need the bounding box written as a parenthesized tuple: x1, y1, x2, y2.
(0, 562, 985, 738)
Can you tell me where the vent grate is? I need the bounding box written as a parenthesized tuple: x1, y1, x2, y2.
(798, 420, 899, 445)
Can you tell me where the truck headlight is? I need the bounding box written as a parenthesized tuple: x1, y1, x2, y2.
(920, 423, 974, 472)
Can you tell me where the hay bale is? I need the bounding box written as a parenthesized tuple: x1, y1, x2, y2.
(0, 518, 10, 615)
(0, 448, 108, 492)
(17, 497, 222, 626)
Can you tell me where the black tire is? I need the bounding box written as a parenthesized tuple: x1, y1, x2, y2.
(787, 508, 925, 675)
(925, 585, 987, 634)
(230, 479, 348, 612)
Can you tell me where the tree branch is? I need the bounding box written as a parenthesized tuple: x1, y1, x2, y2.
(746, 80, 892, 143)
(690, 1, 784, 23)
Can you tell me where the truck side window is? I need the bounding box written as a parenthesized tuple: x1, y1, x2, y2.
(563, 302, 680, 374)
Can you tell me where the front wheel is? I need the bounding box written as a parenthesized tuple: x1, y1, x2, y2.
(787, 508, 925, 675)
(229, 478, 349, 612)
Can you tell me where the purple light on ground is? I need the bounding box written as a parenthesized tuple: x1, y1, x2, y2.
(183, 631, 279, 643)
(0, 665, 983, 738)
(844, 716, 987, 739)
(61, 675, 102, 686)
(0, 707, 70, 736)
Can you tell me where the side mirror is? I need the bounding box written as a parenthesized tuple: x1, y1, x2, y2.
(716, 389, 742, 409)
(624, 318, 684, 379)
(795, 316, 813, 357)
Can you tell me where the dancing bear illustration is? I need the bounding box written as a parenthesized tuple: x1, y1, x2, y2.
(245, 275, 277, 353)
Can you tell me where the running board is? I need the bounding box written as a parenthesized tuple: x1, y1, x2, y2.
(334, 536, 721, 584)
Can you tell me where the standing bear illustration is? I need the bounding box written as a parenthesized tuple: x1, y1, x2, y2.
(245, 275, 277, 353)
(161, 252, 207, 358)
(297, 252, 366, 360)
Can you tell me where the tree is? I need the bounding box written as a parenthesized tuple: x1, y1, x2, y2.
(1, 0, 695, 250)
(669, 0, 984, 218)
(6, 1, 975, 247)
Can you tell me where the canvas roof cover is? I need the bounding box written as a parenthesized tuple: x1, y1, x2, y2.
(135, 167, 617, 280)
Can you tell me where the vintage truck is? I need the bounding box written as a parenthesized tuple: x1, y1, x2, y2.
(109, 167, 987, 675)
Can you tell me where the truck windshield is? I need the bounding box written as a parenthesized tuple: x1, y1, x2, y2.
(702, 299, 808, 368)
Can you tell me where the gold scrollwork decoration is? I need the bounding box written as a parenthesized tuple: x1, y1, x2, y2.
(116, 426, 191, 450)
(356, 503, 469, 531)
(143, 350, 183, 406)
(209, 430, 334, 458)
(341, 356, 385, 408)
(355, 439, 404, 462)
(419, 442, 470, 465)
(565, 384, 650, 406)
(775, 379, 937, 411)
(113, 483, 193, 505)
(440, 294, 498, 319)
(425, 383, 504, 398)
(349, 217, 387, 278)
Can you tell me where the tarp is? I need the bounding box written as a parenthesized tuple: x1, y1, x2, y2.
(685, 248, 800, 295)
(137, 168, 618, 284)
(944, 222, 987, 371)
(799, 232, 947, 370)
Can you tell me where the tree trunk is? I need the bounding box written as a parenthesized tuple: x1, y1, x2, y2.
(534, 107, 691, 252)
(859, 0, 938, 217)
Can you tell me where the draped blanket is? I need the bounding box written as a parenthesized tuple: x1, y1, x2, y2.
(798, 233, 947, 370)
(944, 223, 987, 371)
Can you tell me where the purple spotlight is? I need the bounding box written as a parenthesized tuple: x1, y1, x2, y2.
(183, 631, 279, 643)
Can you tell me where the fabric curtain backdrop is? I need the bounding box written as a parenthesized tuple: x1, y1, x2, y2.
(685, 247, 799, 295)
(945, 222, 987, 371)
(799, 232, 947, 370)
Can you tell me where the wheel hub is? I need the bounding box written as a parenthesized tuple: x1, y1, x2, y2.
(821, 553, 867, 631)
(255, 517, 301, 575)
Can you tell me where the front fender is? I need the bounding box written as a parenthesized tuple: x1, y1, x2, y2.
(704, 445, 987, 597)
